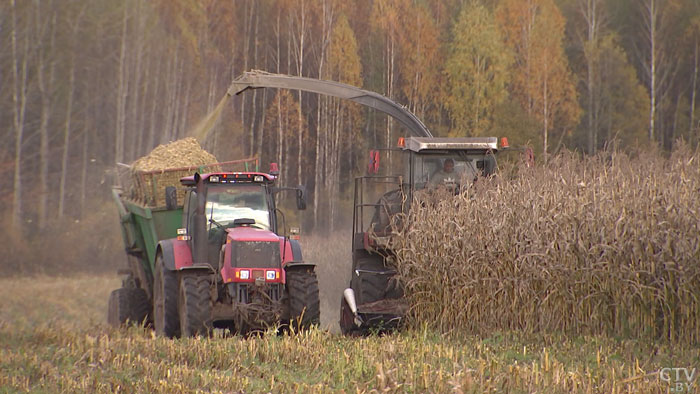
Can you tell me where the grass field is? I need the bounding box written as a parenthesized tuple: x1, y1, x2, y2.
(1, 274, 698, 393)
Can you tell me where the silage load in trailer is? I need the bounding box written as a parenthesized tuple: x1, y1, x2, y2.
(119, 138, 258, 207)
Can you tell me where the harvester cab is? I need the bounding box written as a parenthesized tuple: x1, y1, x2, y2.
(340, 136, 505, 335)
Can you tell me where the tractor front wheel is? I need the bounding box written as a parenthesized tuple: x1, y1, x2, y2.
(178, 273, 212, 337)
(286, 266, 320, 330)
(153, 253, 180, 338)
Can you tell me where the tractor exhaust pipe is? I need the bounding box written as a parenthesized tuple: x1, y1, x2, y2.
(193, 173, 208, 266)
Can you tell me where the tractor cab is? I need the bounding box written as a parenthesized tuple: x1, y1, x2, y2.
(180, 172, 280, 237)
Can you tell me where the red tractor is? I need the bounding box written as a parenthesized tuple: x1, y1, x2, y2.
(110, 161, 319, 337)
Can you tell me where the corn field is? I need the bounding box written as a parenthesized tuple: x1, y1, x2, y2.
(392, 146, 700, 343)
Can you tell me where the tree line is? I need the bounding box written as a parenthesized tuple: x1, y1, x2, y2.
(2, 0, 699, 235)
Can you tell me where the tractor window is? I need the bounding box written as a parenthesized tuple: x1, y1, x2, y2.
(205, 184, 270, 230)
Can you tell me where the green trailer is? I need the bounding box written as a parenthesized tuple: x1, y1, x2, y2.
(107, 158, 259, 327)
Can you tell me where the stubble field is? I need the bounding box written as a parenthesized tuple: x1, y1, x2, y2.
(0, 260, 697, 392)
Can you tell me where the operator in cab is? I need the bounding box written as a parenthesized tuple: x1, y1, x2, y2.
(427, 158, 480, 189)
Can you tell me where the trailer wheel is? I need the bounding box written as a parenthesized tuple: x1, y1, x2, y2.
(165, 186, 177, 210)
(153, 253, 180, 338)
(107, 288, 131, 327)
(286, 266, 320, 330)
(108, 287, 149, 327)
(131, 288, 151, 326)
(178, 274, 212, 337)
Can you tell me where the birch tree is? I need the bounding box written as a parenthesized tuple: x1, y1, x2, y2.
(326, 13, 361, 231)
(10, 0, 29, 230)
(498, 0, 580, 160)
(35, 1, 57, 230)
(446, 3, 511, 137)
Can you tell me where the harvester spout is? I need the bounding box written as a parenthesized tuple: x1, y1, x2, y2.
(228, 70, 433, 138)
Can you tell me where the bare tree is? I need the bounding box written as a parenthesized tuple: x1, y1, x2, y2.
(638, 0, 677, 144)
(115, 1, 129, 163)
(58, 11, 81, 218)
(36, 1, 57, 230)
(313, 0, 335, 229)
(10, 0, 29, 230)
(578, 0, 607, 154)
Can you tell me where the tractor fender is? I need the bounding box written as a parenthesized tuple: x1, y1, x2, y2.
(157, 239, 193, 271)
(289, 239, 303, 262)
(284, 262, 316, 272)
(280, 238, 304, 264)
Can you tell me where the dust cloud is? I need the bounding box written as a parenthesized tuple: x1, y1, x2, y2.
(299, 230, 352, 333)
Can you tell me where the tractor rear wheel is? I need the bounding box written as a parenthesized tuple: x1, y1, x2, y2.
(153, 253, 180, 338)
(286, 266, 320, 330)
(107, 287, 149, 327)
(178, 274, 212, 337)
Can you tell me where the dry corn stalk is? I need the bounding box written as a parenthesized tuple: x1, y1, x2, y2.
(391, 145, 700, 343)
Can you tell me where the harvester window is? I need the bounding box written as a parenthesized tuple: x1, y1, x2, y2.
(415, 155, 479, 189)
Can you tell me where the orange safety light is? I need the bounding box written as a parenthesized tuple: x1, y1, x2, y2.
(397, 137, 405, 147)
(500, 137, 509, 149)
(269, 162, 280, 176)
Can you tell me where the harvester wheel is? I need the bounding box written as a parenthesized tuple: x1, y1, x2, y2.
(107, 287, 149, 327)
(153, 253, 180, 338)
(286, 266, 320, 330)
(178, 274, 212, 337)
(351, 256, 387, 305)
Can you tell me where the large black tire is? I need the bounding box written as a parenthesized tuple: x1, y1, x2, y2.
(153, 253, 180, 338)
(107, 287, 150, 327)
(178, 274, 212, 337)
(130, 287, 151, 326)
(286, 266, 320, 330)
(165, 186, 178, 210)
(350, 255, 390, 305)
(107, 288, 131, 327)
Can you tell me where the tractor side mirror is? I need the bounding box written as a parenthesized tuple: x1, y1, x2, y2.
(483, 154, 497, 176)
(296, 185, 307, 210)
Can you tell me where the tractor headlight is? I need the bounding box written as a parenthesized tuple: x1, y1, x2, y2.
(266, 270, 276, 280)
(254, 175, 264, 182)
(239, 270, 250, 280)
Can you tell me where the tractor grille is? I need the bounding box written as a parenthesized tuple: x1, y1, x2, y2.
(231, 241, 281, 269)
